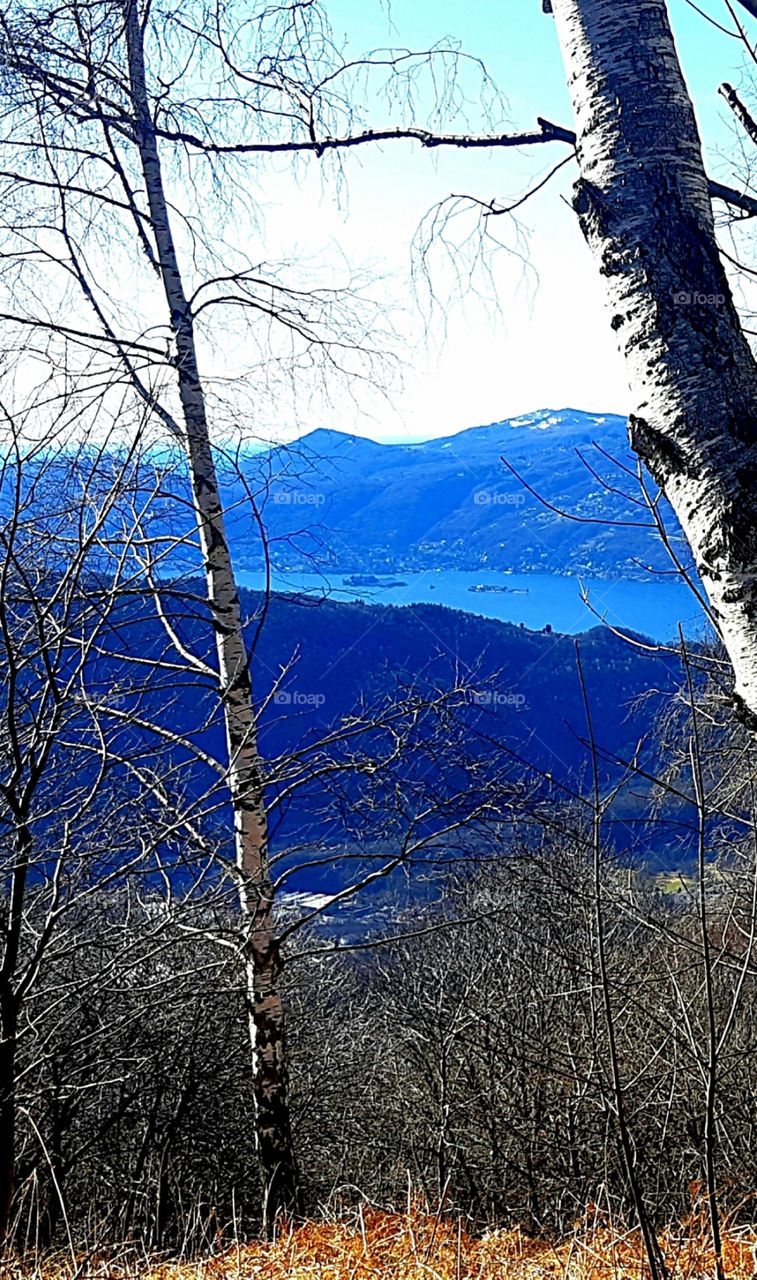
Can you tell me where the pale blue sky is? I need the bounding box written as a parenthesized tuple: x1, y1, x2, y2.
(222, 1, 754, 443)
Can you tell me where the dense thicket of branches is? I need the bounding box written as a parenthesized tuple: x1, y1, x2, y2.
(7, 807, 757, 1253)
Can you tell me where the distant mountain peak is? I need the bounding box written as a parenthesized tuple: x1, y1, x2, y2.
(508, 409, 577, 429)
(292, 427, 389, 454)
(502, 407, 625, 431)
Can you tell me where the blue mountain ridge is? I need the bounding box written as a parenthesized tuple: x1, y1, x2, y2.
(83, 587, 690, 882)
(225, 408, 692, 580)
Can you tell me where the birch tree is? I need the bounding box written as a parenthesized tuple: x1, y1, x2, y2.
(0, 0, 525, 1230)
(546, 0, 757, 724)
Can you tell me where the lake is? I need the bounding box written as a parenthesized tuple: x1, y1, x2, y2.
(235, 568, 710, 642)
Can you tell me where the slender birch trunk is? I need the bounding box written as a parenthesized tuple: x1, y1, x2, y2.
(121, 0, 299, 1231)
(551, 0, 757, 724)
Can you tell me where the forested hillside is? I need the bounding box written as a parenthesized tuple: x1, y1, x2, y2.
(232, 410, 689, 578)
(92, 585, 683, 865)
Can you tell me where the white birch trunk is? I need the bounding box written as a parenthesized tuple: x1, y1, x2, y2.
(551, 0, 757, 722)
(122, 0, 298, 1230)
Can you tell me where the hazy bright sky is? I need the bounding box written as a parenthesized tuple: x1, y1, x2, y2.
(248, 0, 754, 442)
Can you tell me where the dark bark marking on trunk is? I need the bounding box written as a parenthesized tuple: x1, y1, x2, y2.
(628, 414, 688, 481)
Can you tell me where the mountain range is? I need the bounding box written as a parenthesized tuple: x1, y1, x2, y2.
(227, 408, 691, 580)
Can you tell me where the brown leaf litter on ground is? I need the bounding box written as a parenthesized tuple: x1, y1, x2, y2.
(4, 1206, 756, 1279)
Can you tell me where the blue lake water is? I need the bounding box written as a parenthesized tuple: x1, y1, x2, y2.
(236, 568, 710, 643)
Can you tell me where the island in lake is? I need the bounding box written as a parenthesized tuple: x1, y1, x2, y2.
(343, 574, 408, 589)
(469, 583, 529, 595)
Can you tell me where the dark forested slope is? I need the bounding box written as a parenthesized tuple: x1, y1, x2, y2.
(95, 586, 682, 874)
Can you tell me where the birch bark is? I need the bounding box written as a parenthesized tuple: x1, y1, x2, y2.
(551, 0, 757, 722)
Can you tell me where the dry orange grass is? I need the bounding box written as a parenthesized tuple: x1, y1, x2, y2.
(5, 1208, 756, 1280)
